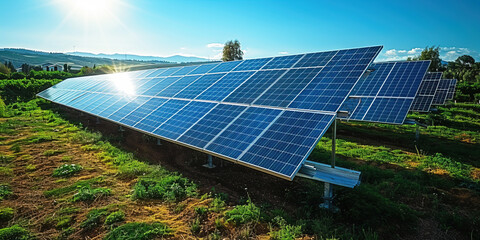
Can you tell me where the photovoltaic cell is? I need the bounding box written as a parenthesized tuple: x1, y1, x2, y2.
(178, 104, 247, 148)
(233, 58, 272, 71)
(339, 61, 430, 124)
(134, 99, 189, 133)
(262, 55, 303, 70)
(239, 111, 335, 177)
(196, 72, 254, 101)
(432, 79, 450, 105)
(174, 73, 225, 99)
(446, 79, 457, 100)
(253, 68, 323, 107)
(38, 46, 384, 180)
(289, 46, 383, 112)
(209, 61, 242, 73)
(153, 101, 217, 140)
(363, 98, 413, 124)
(410, 72, 442, 112)
(206, 107, 282, 159)
(223, 70, 286, 104)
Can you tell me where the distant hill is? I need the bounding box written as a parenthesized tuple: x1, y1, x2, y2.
(67, 52, 209, 63)
(0, 48, 213, 71)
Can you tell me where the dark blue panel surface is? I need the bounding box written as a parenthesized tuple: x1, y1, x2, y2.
(289, 46, 382, 112)
(188, 63, 219, 75)
(141, 77, 180, 96)
(174, 73, 225, 99)
(233, 58, 272, 71)
(340, 97, 374, 120)
(108, 96, 150, 122)
(120, 98, 167, 127)
(157, 75, 201, 97)
(178, 104, 247, 148)
(410, 96, 433, 112)
(363, 98, 413, 124)
(171, 65, 199, 76)
(293, 51, 336, 68)
(378, 61, 430, 97)
(196, 72, 254, 101)
(351, 62, 395, 96)
(206, 107, 282, 159)
(133, 99, 189, 133)
(240, 111, 334, 178)
(254, 68, 323, 107)
(94, 95, 129, 117)
(209, 61, 242, 73)
(447, 79, 457, 100)
(262, 54, 304, 69)
(153, 101, 217, 140)
(223, 70, 286, 104)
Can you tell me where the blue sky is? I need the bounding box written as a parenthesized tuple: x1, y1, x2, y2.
(1, 0, 479, 61)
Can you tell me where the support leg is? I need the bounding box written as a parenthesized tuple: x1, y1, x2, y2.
(203, 155, 216, 168)
(156, 139, 162, 146)
(96, 117, 100, 124)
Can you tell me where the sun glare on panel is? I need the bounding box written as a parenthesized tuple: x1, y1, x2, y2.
(110, 74, 136, 96)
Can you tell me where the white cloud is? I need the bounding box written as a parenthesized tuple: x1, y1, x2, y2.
(207, 43, 224, 48)
(377, 47, 479, 62)
(407, 48, 422, 54)
(278, 51, 289, 55)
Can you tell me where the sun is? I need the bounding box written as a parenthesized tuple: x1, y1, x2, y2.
(55, 0, 123, 23)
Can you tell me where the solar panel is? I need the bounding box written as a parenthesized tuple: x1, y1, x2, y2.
(410, 72, 442, 112)
(432, 79, 451, 105)
(446, 79, 457, 100)
(339, 61, 430, 124)
(37, 46, 382, 180)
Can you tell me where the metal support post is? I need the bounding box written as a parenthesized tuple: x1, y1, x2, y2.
(415, 124, 420, 143)
(203, 155, 216, 168)
(320, 119, 337, 211)
(156, 139, 162, 146)
(96, 117, 100, 124)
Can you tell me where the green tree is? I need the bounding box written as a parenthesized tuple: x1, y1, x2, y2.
(455, 55, 475, 68)
(0, 63, 10, 75)
(80, 66, 93, 75)
(222, 40, 244, 62)
(418, 46, 442, 72)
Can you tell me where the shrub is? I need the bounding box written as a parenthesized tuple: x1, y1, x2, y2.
(72, 185, 111, 202)
(269, 216, 302, 240)
(0, 225, 31, 240)
(52, 164, 83, 177)
(0, 167, 12, 177)
(209, 197, 226, 212)
(0, 208, 14, 222)
(43, 149, 64, 157)
(190, 218, 201, 235)
(133, 174, 197, 202)
(0, 97, 6, 117)
(104, 222, 171, 240)
(25, 164, 36, 172)
(0, 184, 12, 201)
(80, 208, 108, 230)
(225, 200, 261, 225)
(104, 210, 125, 226)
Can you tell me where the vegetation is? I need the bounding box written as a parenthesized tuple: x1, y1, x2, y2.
(52, 164, 83, 177)
(104, 210, 125, 226)
(0, 225, 32, 240)
(222, 40, 243, 61)
(0, 208, 14, 223)
(72, 185, 111, 202)
(104, 222, 172, 240)
(225, 200, 261, 225)
(133, 174, 197, 202)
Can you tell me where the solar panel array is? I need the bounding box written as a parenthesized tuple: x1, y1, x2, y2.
(432, 79, 452, 105)
(339, 61, 430, 124)
(446, 79, 457, 100)
(38, 46, 383, 180)
(410, 72, 442, 112)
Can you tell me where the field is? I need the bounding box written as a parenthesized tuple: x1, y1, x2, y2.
(0, 94, 479, 239)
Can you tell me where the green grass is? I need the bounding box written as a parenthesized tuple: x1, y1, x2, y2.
(43, 177, 102, 197)
(43, 149, 65, 157)
(104, 222, 172, 240)
(0, 167, 12, 177)
(80, 208, 109, 230)
(52, 164, 83, 177)
(72, 184, 111, 202)
(269, 217, 302, 240)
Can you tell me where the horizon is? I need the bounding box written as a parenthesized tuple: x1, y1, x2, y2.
(0, 0, 479, 62)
